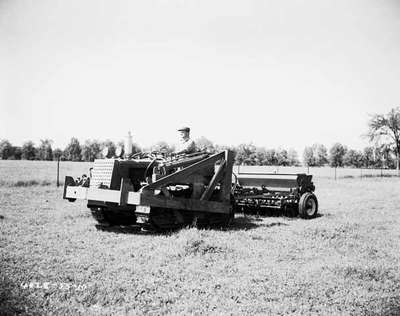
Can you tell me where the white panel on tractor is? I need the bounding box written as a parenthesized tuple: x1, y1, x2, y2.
(90, 159, 117, 189)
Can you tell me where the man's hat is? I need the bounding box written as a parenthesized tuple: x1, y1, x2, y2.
(178, 126, 190, 132)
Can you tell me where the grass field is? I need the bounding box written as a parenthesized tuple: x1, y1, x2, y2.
(1, 161, 400, 315)
(0, 160, 91, 187)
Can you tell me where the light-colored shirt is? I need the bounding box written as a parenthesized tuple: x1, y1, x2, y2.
(176, 138, 196, 154)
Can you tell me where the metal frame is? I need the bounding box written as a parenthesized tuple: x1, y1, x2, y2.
(64, 150, 234, 215)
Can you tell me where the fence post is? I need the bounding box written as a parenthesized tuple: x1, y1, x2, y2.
(57, 157, 60, 187)
(334, 167, 337, 180)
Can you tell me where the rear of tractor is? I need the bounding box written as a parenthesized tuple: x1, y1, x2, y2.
(233, 172, 318, 218)
(63, 151, 235, 231)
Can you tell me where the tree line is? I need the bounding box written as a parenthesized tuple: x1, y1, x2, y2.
(303, 143, 395, 168)
(0, 137, 395, 169)
(0, 138, 139, 162)
(1, 107, 399, 169)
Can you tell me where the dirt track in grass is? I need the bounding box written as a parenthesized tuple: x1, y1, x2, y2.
(1, 177, 400, 315)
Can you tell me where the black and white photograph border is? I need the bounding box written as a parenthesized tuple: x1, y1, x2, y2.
(1, 0, 400, 315)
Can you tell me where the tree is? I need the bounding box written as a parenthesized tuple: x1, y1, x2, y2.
(195, 137, 215, 153)
(362, 146, 375, 168)
(151, 141, 174, 155)
(287, 148, 299, 166)
(53, 148, 63, 160)
(101, 140, 116, 158)
(313, 144, 328, 166)
(235, 143, 257, 165)
(377, 143, 395, 169)
(11, 146, 22, 160)
(343, 149, 363, 168)
(265, 149, 278, 165)
(303, 144, 328, 167)
(303, 146, 316, 167)
(367, 107, 400, 170)
(276, 149, 289, 166)
(64, 137, 82, 161)
(255, 147, 267, 165)
(329, 143, 347, 167)
(22, 141, 36, 160)
(82, 140, 102, 161)
(0, 140, 13, 159)
(37, 139, 53, 161)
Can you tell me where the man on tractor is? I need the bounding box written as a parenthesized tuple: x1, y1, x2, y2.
(175, 126, 196, 155)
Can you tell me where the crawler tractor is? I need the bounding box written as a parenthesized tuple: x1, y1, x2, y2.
(64, 151, 235, 230)
(63, 150, 318, 230)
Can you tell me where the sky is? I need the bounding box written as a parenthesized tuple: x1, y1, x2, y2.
(1, 0, 400, 154)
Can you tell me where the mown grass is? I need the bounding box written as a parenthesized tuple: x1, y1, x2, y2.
(1, 177, 400, 315)
(0, 160, 90, 187)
